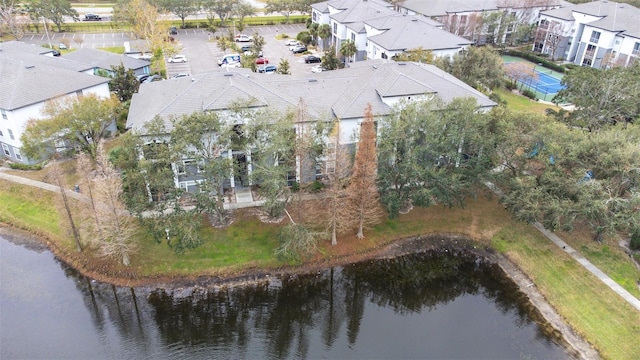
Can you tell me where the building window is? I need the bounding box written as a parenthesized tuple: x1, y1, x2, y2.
(585, 44, 596, 57)
(7, 129, 14, 140)
(582, 57, 592, 66)
(539, 19, 549, 29)
(2, 144, 9, 156)
(333, 23, 337, 34)
(1, 109, 6, 120)
(0, 130, 3, 137)
(14, 149, 22, 161)
(351, 33, 355, 42)
(633, 42, 640, 56)
(312, 12, 316, 21)
(589, 31, 600, 44)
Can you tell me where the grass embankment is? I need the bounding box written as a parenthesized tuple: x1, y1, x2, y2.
(495, 87, 560, 115)
(1, 176, 638, 359)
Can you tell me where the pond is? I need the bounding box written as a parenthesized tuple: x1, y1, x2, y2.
(0, 234, 574, 359)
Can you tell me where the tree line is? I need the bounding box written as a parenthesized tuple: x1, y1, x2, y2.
(19, 45, 640, 264)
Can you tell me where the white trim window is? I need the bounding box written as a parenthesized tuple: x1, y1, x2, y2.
(2, 143, 10, 156)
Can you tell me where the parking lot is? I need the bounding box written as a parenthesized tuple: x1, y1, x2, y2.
(22, 24, 322, 79)
(163, 24, 323, 78)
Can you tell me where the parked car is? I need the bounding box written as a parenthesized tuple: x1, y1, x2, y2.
(240, 44, 252, 52)
(258, 64, 277, 73)
(311, 65, 324, 73)
(287, 41, 302, 50)
(142, 74, 162, 83)
(169, 26, 178, 35)
(304, 55, 322, 63)
(292, 45, 307, 54)
(167, 54, 187, 63)
(255, 57, 269, 65)
(171, 73, 189, 79)
(58, 43, 67, 50)
(136, 74, 150, 83)
(218, 54, 241, 67)
(285, 39, 300, 46)
(235, 34, 252, 42)
(51, 50, 61, 57)
(84, 13, 101, 21)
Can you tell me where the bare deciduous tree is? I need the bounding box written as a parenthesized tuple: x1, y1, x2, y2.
(91, 142, 138, 266)
(47, 159, 83, 252)
(323, 120, 352, 245)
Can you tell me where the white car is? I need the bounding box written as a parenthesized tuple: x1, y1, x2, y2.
(235, 34, 252, 42)
(311, 65, 323, 73)
(168, 55, 187, 63)
(285, 39, 300, 46)
(287, 41, 302, 50)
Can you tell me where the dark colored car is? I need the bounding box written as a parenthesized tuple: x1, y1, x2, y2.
(142, 74, 162, 83)
(240, 44, 252, 52)
(292, 45, 307, 54)
(51, 50, 61, 57)
(169, 26, 178, 35)
(84, 13, 102, 21)
(136, 74, 150, 83)
(304, 55, 321, 63)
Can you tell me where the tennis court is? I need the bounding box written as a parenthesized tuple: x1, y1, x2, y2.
(502, 55, 565, 101)
(518, 68, 565, 101)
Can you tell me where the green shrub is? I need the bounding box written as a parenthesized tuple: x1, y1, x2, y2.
(522, 89, 537, 100)
(630, 230, 640, 251)
(8, 162, 44, 170)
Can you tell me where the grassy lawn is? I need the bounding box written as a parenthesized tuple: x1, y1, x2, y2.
(495, 88, 560, 115)
(1, 180, 637, 358)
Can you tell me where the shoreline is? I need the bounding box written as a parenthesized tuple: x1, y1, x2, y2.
(0, 225, 599, 359)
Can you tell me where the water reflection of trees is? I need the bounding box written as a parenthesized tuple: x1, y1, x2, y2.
(62, 250, 556, 358)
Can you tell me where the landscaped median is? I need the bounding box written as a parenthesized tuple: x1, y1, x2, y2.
(1, 177, 638, 359)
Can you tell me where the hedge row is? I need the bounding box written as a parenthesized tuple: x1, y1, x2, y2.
(500, 49, 566, 73)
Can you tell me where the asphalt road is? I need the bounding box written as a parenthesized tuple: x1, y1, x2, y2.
(20, 24, 323, 78)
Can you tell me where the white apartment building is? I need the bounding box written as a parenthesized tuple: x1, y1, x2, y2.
(534, 0, 640, 68)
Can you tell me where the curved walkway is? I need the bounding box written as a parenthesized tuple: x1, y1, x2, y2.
(1, 168, 639, 311)
(483, 181, 640, 311)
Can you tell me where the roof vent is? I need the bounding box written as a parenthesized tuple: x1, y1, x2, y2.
(224, 73, 233, 77)
(309, 79, 318, 82)
(25, 65, 35, 69)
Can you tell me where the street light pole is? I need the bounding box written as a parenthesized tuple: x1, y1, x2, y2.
(42, 17, 52, 48)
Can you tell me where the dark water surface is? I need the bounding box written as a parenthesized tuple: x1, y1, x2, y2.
(0, 235, 573, 359)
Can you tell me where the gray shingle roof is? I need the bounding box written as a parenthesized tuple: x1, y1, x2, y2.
(401, 0, 565, 16)
(0, 41, 58, 56)
(578, 1, 640, 38)
(127, 60, 496, 134)
(0, 57, 110, 110)
(62, 48, 150, 72)
(367, 15, 473, 51)
(330, 0, 397, 24)
(540, 4, 577, 21)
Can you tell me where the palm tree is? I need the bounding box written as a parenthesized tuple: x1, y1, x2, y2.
(318, 24, 332, 50)
(340, 39, 357, 65)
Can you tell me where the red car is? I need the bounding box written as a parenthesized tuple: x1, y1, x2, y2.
(255, 57, 269, 65)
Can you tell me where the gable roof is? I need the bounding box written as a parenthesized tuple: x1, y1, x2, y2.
(400, 0, 566, 16)
(0, 57, 110, 110)
(127, 60, 496, 134)
(0, 41, 59, 56)
(62, 48, 150, 72)
(367, 15, 473, 52)
(577, 1, 640, 38)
